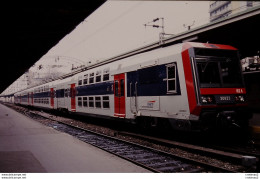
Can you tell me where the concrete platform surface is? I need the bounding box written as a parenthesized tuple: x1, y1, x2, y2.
(0, 104, 150, 173)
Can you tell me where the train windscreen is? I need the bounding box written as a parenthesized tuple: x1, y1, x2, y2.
(194, 48, 243, 88)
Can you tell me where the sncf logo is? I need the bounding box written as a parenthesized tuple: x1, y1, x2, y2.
(147, 101, 156, 108)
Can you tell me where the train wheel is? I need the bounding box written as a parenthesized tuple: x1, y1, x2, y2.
(136, 117, 159, 129)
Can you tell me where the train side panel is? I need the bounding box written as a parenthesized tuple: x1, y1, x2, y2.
(124, 53, 190, 121)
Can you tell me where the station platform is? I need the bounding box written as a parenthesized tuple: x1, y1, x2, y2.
(0, 104, 150, 173)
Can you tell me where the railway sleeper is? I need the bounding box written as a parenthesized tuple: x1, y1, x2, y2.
(184, 167, 204, 173)
(102, 145, 132, 151)
(122, 153, 156, 159)
(115, 149, 149, 155)
(147, 161, 182, 168)
(155, 164, 191, 172)
(135, 156, 168, 163)
(77, 134, 97, 139)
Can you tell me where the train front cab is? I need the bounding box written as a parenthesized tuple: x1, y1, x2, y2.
(182, 42, 251, 131)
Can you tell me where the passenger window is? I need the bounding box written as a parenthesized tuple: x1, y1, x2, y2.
(83, 74, 88, 85)
(103, 74, 109, 81)
(78, 97, 82, 107)
(78, 76, 83, 86)
(83, 97, 88, 107)
(78, 80, 82, 86)
(103, 96, 110, 109)
(167, 64, 177, 93)
(95, 96, 101, 108)
(89, 73, 94, 84)
(83, 79, 88, 85)
(103, 68, 110, 81)
(96, 71, 101, 83)
(89, 97, 94, 107)
(96, 76, 101, 83)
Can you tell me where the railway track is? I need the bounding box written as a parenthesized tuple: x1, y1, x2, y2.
(28, 111, 236, 173)
(117, 131, 259, 169)
(4, 103, 258, 172)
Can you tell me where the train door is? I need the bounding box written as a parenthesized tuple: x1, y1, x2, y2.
(114, 73, 126, 117)
(70, 83, 76, 112)
(127, 71, 139, 114)
(50, 88, 55, 108)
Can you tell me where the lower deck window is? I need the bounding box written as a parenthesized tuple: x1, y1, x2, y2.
(78, 97, 82, 107)
(83, 97, 88, 107)
(95, 96, 101, 108)
(89, 97, 94, 107)
(103, 96, 110, 109)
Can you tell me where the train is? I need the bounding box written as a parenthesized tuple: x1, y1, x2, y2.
(241, 55, 260, 72)
(12, 42, 251, 131)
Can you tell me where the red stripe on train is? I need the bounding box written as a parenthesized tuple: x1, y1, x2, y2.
(200, 88, 246, 95)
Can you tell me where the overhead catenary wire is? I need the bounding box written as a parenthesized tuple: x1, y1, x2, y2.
(61, 1, 143, 55)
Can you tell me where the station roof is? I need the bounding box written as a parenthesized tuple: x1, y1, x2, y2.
(105, 5, 260, 63)
(1, 3, 259, 94)
(1, 1, 105, 93)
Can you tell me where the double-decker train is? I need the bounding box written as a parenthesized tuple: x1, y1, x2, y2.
(14, 42, 251, 131)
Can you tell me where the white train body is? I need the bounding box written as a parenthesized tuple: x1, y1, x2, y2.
(14, 42, 250, 131)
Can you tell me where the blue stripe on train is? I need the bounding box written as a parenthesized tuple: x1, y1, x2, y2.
(76, 81, 114, 96)
(29, 63, 181, 98)
(34, 92, 50, 98)
(56, 89, 65, 98)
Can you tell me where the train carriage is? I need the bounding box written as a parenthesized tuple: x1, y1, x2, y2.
(14, 42, 251, 131)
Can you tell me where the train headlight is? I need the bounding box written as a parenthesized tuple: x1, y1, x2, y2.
(201, 95, 215, 104)
(235, 95, 245, 103)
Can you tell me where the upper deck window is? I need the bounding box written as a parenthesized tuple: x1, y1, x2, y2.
(78, 76, 82, 86)
(83, 74, 88, 85)
(96, 70, 102, 83)
(103, 68, 110, 81)
(89, 73, 94, 84)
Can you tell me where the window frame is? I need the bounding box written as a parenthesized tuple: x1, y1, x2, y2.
(166, 63, 177, 93)
(103, 68, 110, 81)
(89, 97, 94, 107)
(89, 73, 94, 84)
(78, 97, 82, 107)
(83, 97, 88, 107)
(102, 96, 110, 109)
(96, 70, 102, 83)
(95, 96, 101, 108)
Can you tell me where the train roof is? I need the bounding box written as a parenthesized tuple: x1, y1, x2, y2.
(13, 42, 238, 95)
(182, 42, 237, 51)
